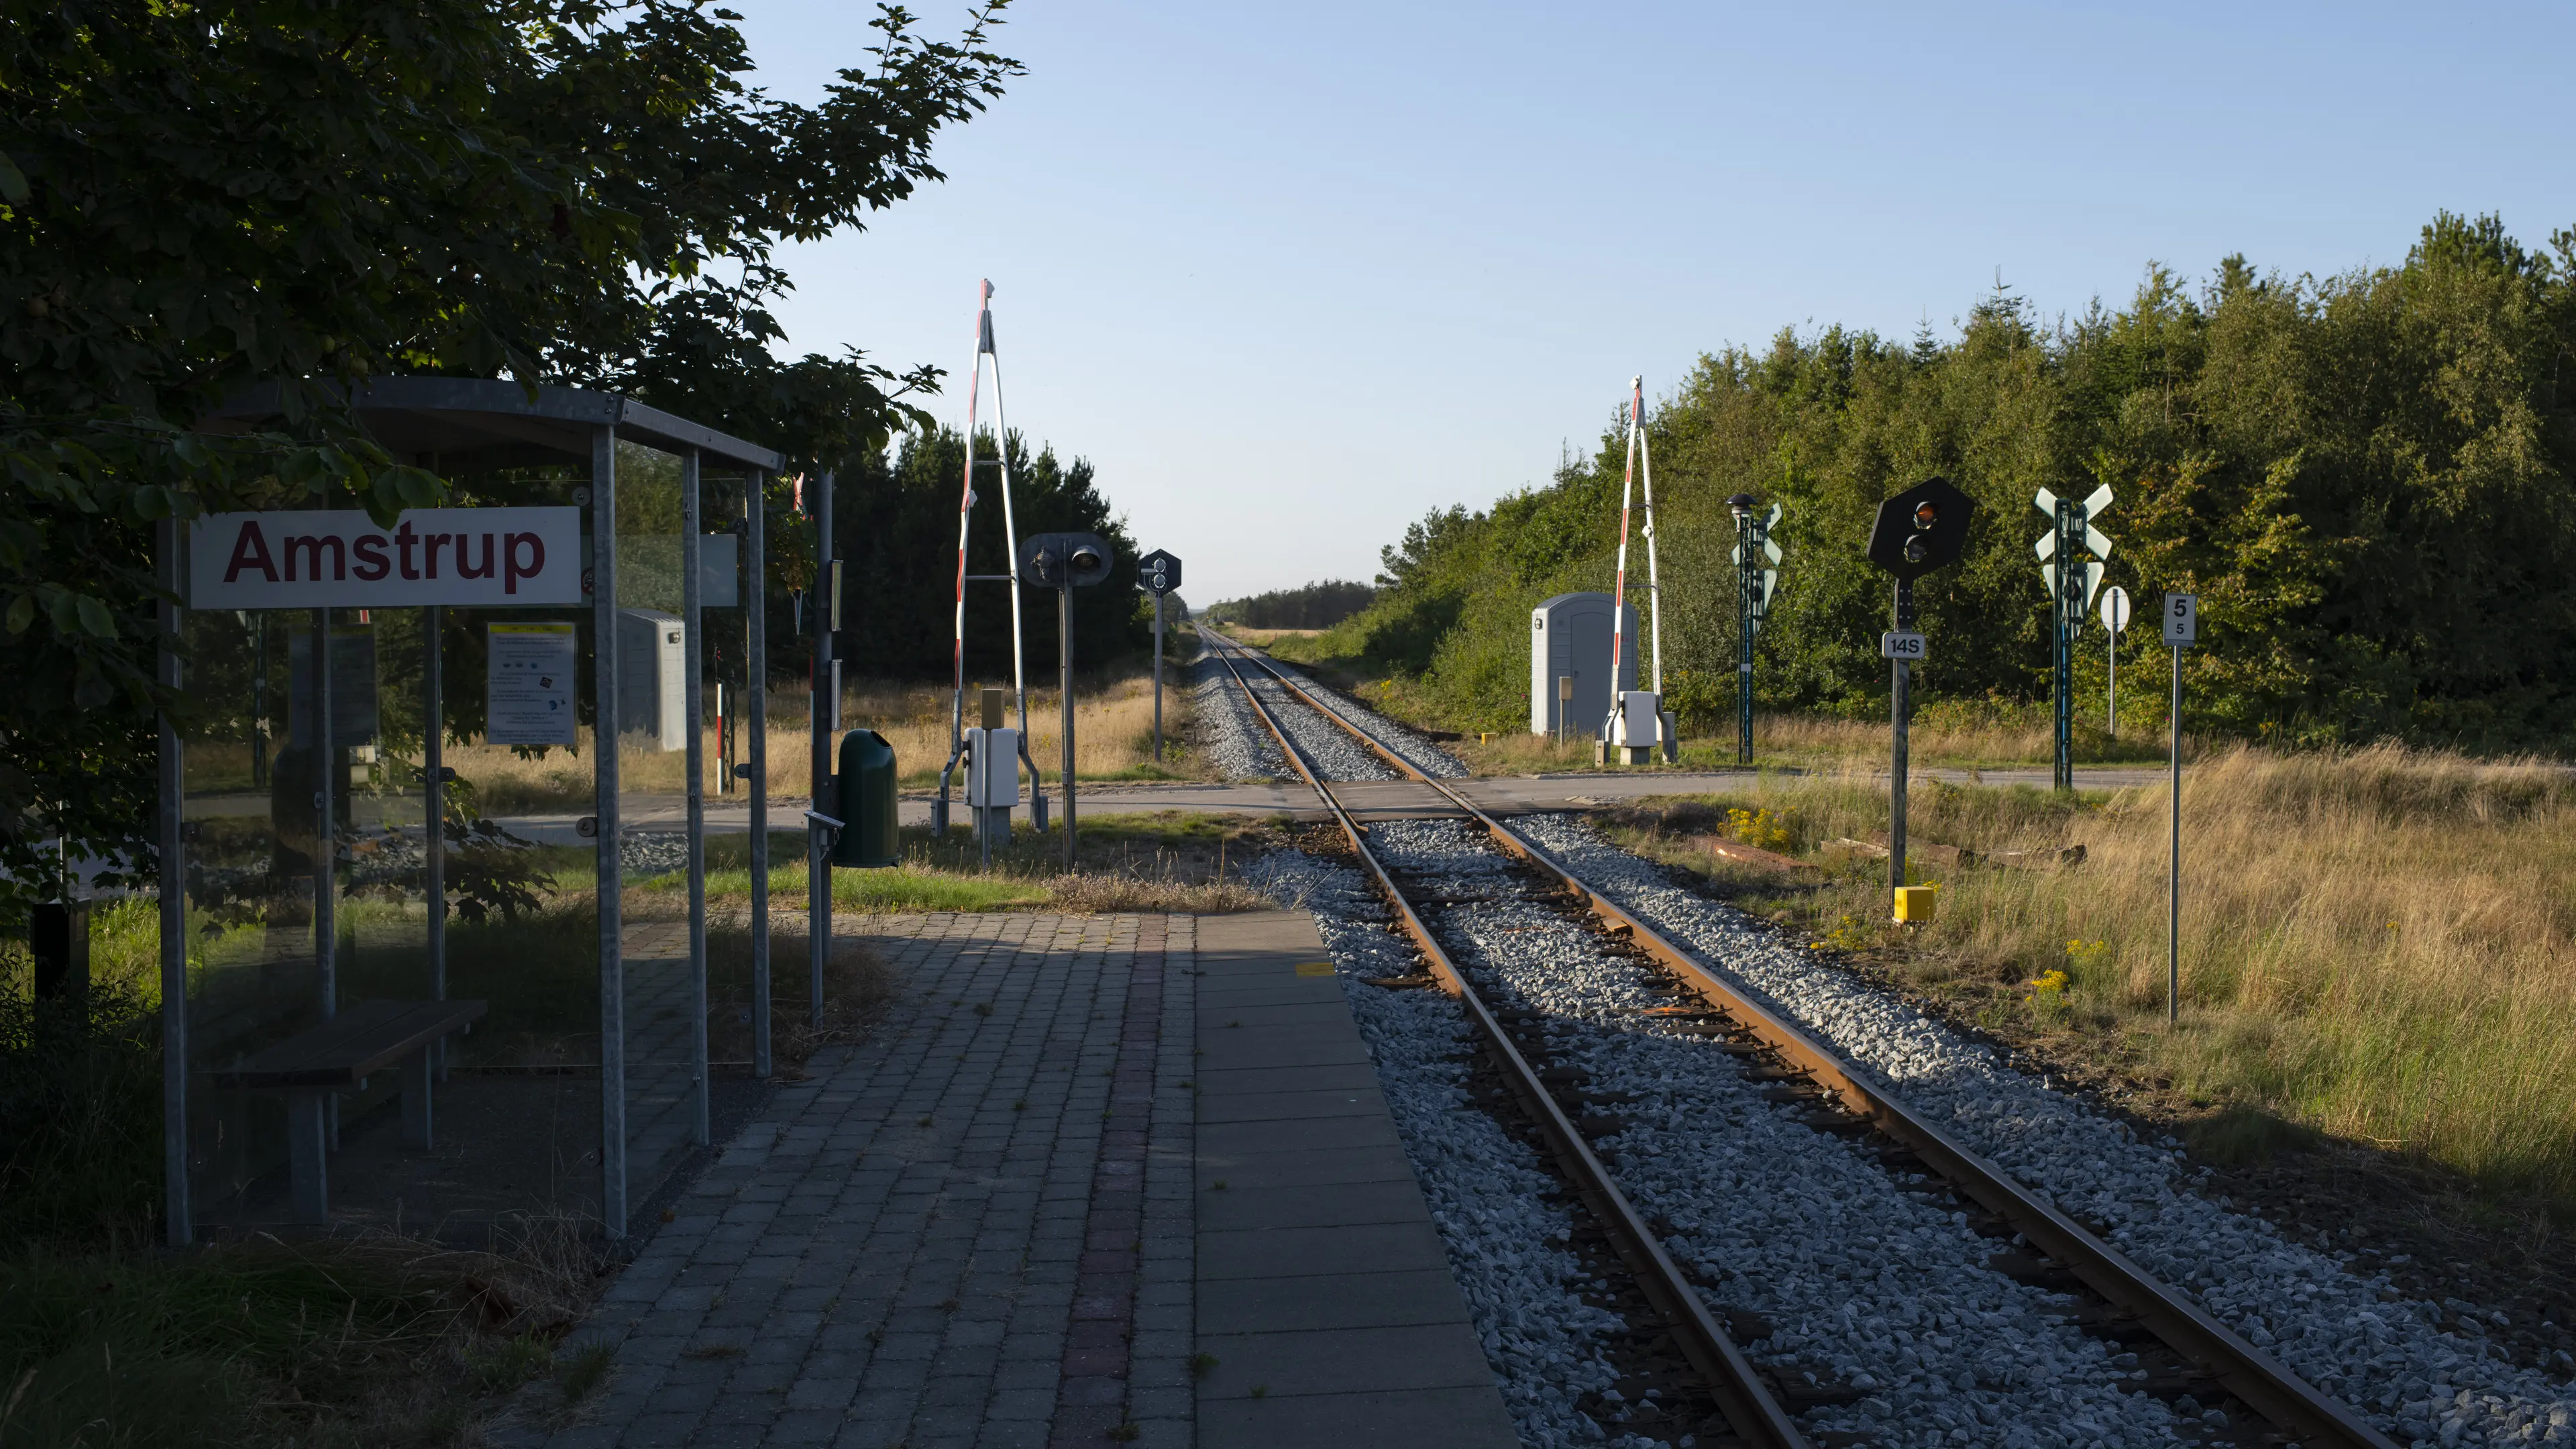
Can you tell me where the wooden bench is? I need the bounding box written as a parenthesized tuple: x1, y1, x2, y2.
(211, 998, 488, 1225)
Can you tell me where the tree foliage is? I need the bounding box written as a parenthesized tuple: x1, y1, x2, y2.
(1318, 213, 2576, 747)
(834, 427, 1155, 683)
(0, 0, 1018, 916)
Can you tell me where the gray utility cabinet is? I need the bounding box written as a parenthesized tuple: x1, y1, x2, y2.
(616, 607, 687, 751)
(1530, 592, 1638, 737)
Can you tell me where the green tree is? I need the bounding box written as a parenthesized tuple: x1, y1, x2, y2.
(0, 0, 1018, 918)
(1307, 213, 2576, 747)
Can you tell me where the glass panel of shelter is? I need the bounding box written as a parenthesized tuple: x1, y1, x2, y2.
(606, 438, 706, 1213)
(423, 459, 605, 1235)
(176, 466, 631, 1240)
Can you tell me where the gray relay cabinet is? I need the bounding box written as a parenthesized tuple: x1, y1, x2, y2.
(1530, 592, 1638, 737)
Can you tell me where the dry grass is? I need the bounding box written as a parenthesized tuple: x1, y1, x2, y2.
(443, 672, 1203, 813)
(0, 1215, 622, 1447)
(1603, 745, 2576, 1211)
(1440, 707, 2194, 775)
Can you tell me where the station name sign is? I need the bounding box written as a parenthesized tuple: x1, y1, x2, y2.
(189, 508, 584, 608)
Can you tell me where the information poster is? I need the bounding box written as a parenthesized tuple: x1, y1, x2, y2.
(488, 623, 578, 745)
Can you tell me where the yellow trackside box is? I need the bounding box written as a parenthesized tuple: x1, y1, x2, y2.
(1892, 885, 1938, 923)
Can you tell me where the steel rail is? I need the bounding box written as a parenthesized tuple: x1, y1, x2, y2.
(1204, 636, 1810, 1449)
(1208, 629, 2401, 1449)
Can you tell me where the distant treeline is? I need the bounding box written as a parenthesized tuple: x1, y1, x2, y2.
(1307, 212, 2576, 749)
(1208, 580, 1376, 630)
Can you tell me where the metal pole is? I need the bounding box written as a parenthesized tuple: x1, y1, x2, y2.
(2054, 500, 2074, 792)
(1737, 510, 1755, 765)
(809, 470, 833, 1032)
(2169, 643, 2182, 1025)
(1889, 578, 1912, 896)
(425, 603, 445, 1082)
(746, 472, 771, 1079)
(1061, 583, 1076, 870)
(2107, 623, 2118, 740)
(681, 448, 708, 1147)
(156, 517, 191, 1247)
(1152, 592, 1164, 761)
(590, 423, 626, 1237)
(314, 606, 335, 1020)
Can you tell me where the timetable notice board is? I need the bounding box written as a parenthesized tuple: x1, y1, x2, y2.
(488, 623, 577, 745)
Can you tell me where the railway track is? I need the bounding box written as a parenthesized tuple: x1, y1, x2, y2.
(1202, 629, 2400, 1449)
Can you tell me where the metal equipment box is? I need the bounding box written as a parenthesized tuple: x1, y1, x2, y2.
(1530, 592, 1637, 737)
(615, 607, 687, 751)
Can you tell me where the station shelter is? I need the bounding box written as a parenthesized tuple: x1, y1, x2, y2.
(152, 378, 786, 1246)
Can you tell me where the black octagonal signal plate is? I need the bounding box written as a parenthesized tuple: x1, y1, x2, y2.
(1866, 477, 1977, 582)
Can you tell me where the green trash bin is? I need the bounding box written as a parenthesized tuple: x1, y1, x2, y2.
(828, 729, 900, 868)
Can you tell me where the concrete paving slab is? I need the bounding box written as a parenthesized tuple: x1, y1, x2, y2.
(1191, 912, 1516, 1449)
(1197, 1179, 1440, 1233)
(1192, 1143, 1419, 1192)
(1193, 1086, 1391, 1126)
(1195, 1269, 1473, 1335)
(1196, 1387, 1525, 1449)
(1198, 1221, 1456, 1281)
(1197, 1111, 1402, 1159)
(1195, 1324, 1501, 1399)
(1191, 1061, 1382, 1097)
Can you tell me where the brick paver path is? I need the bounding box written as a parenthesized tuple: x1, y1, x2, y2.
(543, 912, 1197, 1449)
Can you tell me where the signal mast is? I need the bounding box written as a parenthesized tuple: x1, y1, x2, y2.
(932, 281, 1046, 841)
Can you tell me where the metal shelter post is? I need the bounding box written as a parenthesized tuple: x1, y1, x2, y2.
(682, 448, 710, 1147)
(156, 517, 191, 1247)
(1152, 593, 1163, 761)
(591, 422, 627, 1238)
(313, 602, 336, 1161)
(809, 470, 833, 1032)
(747, 472, 772, 1079)
(425, 604, 446, 1081)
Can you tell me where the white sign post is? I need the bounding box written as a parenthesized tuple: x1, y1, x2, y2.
(2100, 586, 2131, 737)
(2162, 593, 2198, 1024)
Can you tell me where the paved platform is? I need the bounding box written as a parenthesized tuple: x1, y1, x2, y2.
(536, 914, 1195, 1449)
(1189, 912, 1520, 1449)
(528, 910, 1515, 1449)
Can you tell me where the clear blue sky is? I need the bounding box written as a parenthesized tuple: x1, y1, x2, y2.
(737, 1, 2575, 601)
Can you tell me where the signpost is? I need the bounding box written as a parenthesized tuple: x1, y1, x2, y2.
(2163, 592, 2198, 1024)
(1865, 478, 1976, 918)
(1022, 532, 1115, 867)
(2033, 484, 2114, 790)
(1727, 495, 1782, 765)
(1138, 549, 1182, 761)
(2100, 585, 2131, 738)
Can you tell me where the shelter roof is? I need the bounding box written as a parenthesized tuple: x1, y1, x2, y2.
(203, 377, 784, 474)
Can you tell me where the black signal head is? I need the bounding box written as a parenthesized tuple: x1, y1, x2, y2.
(1868, 477, 1976, 582)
